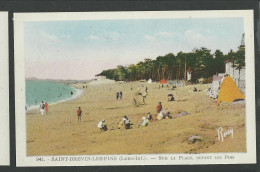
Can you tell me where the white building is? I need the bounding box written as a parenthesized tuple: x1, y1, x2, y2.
(224, 59, 245, 94)
(186, 68, 191, 81)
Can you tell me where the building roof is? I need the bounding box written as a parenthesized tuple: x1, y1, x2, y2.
(224, 59, 232, 63)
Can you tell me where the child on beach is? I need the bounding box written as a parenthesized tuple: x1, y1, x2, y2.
(77, 107, 82, 122)
(45, 102, 48, 114)
(147, 112, 153, 121)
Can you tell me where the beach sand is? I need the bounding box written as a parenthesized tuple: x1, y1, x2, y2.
(26, 81, 246, 156)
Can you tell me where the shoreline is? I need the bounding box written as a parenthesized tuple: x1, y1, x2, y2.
(26, 87, 85, 111)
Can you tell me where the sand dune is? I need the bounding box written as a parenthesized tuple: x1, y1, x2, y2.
(26, 81, 246, 156)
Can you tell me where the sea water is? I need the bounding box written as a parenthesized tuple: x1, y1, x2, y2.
(26, 80, 78, 107)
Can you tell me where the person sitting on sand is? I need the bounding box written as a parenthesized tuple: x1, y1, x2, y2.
(165, 112, 173, 119)
(147, 112, 153, 121)
(157, 111, 172, 120)
(118, 115, 131, 129)
(193, 87, 197, 92)
(157, 111, 164, 120)
(77, 107, 82, 122)
(167, 94, 175, 101)
(98, 119, 108, 131)
(45, 102, 48, 114)
(122, 115, 128, 122)
(39, 101, 45, 115)
(140, 117, 148, 127)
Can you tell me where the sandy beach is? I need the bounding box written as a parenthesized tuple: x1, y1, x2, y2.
(26, 81, 246, 156)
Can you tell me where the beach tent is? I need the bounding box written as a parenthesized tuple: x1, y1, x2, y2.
(217, 75, 245, 105)
(147, 79, 152, 84)
(160, 78, 167, 84)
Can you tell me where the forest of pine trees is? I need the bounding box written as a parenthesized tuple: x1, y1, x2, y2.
(97, 44, 245, 83)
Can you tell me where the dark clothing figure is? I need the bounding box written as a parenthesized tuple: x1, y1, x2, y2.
(168, 94, 175, 101)
(169, 96, 175, 101)
(71, 91, 74, 95)
(120, 91, 122, 99)
(193, 87, 197, 92)
(77, 107, 82, 122)
(116, 92, 119, 100)
(147, 112, 153, 121)
(145, 86, 148, 93)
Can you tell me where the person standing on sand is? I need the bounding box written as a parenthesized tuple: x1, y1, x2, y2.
(120, 91, 122, 100)
(156, 102, 162, 113)
(77, 107, 82, 122)
(45, 102, 48, 114)
(40, 101, 45, 115)
(116, 92, 119, 100)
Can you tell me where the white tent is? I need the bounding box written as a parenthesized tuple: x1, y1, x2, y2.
(147, 79, 152, 84)
(207, 75, 224, 98)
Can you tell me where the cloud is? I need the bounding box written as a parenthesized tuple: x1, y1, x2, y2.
(88, 32, 121, 41)
(184, 30, 207, 43)
(88, 35, 101, 40)
(155, 32, 175, 38)
(144, 35, 156, 41)
(103, 32, 121, 41)
(39, 31, 59, 43)
(144, 32, 175, 41)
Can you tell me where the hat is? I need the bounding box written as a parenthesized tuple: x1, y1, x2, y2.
(102, 119, 105, 122)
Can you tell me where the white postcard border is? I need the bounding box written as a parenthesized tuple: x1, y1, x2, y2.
(0, 12, 10, 166)
(14, 10, 256, 166)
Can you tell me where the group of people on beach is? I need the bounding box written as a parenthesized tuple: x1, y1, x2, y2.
(39, 101, 48, 115)
(116, 91, 123, 100)
(92, 102, 172, 132)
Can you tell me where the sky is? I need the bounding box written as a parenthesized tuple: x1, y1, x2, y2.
(24, 17, 244, 80)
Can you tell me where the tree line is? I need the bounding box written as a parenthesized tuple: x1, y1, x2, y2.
(97, 44, 245, 83)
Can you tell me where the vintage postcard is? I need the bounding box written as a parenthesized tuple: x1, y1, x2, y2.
(0, 12, 10, 166)
(14, 10, 256, 166)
